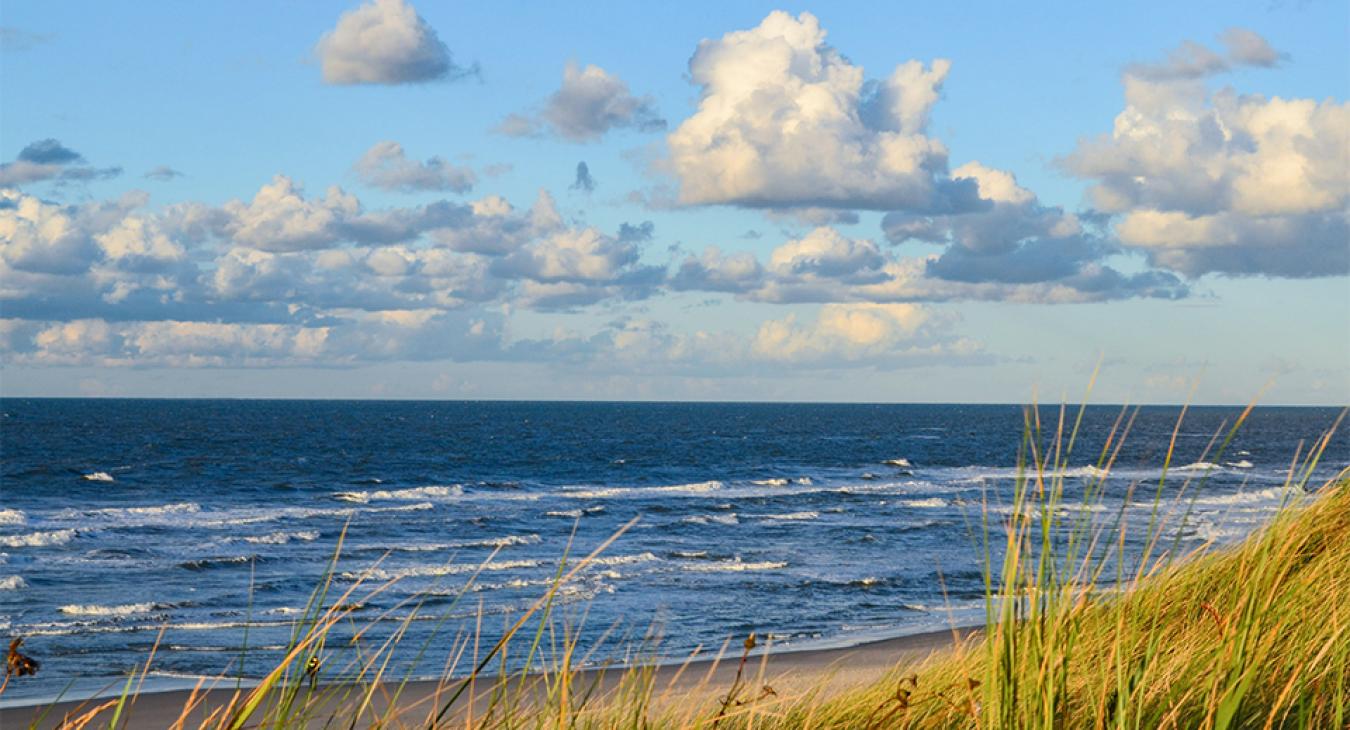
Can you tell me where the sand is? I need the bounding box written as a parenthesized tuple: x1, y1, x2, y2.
(0, 626, 978, 728)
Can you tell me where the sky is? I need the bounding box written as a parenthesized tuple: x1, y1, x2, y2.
(0, 0, 1347, 404)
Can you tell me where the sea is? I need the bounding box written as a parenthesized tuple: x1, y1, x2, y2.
(0, 399, 1346, 705)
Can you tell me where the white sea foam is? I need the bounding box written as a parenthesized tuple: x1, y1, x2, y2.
(333, 485, 462, 503)
(242, 530, 320, 545)
(1189, 486, 1296, 508)
(83, 471, 115, 482)
(586, 552, 658, 567)
(546, 509, 583, 518)
(0, 528, 77, 548)
(899, 498, 948, 508)
(758, 511, 819, 521)
(883, 458, 912, 467)
(0, 508, 25, 526)
(352, 558, 544, 581)
(563, 480, 723, 500)
(680, 513, 740, 526)
(1175, 461, 1223, 472)
(0, 575, 25, 590)
(1226, 460, 1255, 469)
(682, 559, 788, 573)
(751, 478, 789, 486)
(59, 602, 163, 617)
(82, 502, 201, 519)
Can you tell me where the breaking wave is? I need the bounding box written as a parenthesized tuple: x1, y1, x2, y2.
(59, 602, 169, 617)
(82, 472, 115, 482)
(0, 528, 77, 548)
(332, 485, 462, 503)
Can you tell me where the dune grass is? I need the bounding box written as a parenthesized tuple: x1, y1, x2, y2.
(4, 404, 1348, 728)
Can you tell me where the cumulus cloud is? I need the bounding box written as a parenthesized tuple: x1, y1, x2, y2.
(666, 11, 976, 212)
(0, 139, 121, 186)
(1061, 35, 1348, 277)
(315, 0, 473, 85)
(500, 62, 665, 142)
(674, 219, 1186, 305)
(353, 141, 476, 193)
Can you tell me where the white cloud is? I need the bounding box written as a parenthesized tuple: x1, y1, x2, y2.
(353, 141, 476, 193)
(1062, 49, 1349, 277)
(315, 0, 468, 85)
(500, 62, 665, 142)
(221, 175, 361, 251)
(768, 227, 884, 279)
(666, 11, 971, 211)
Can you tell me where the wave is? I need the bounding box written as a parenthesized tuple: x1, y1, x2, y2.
(349, 534, 542, 554)
(1189, 486, 1297, 508)
(751, 478, 789, 487)
(179, 555, 257, 571)
(1175, 461, 1223, 472)
(563, 480, 723, 500)
(882, 458, 912, 467)
(898, 498, 948, 508)
(680, 513, 740, 526)
(352, 558, 544, 581)
(333, 485, 462, 503)
(757, 511, 820, 522)
(682, 559, 788, 573)
(0, 508, 25, 526)
(585, 552, 658, 567)
(59, 602, 169, 617)
(83, 471, 115, 482)
(0, 575, 25, 590)
(545, 506, 606, 518)
(1225, 460, 1254, 469)
(0, 528, 77, 548)
(81, 502, 201, 519)
(242, 530, 320, 545)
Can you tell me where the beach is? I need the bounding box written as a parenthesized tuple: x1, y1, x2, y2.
(1, 626, 978, 728)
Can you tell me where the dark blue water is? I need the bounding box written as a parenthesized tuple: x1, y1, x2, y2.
(1, 400, 1345, 703)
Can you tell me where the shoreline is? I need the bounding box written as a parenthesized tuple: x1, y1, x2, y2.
(0, 624, 980, 727)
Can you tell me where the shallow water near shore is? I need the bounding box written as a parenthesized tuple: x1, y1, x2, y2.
(1, 399, 1345, 704)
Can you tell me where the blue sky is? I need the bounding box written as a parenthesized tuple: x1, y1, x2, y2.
(1, 0, 1346, 403)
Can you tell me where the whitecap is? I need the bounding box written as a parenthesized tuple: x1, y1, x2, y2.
(899, 498, 947, 508)
(81, 502, 201, 519)
(333, 485, 462, 503)
(751, 478, 789, 487)
(1225, 460, 1254, 469)
(680, 513, 739, 526)
(563, 480, 723, 500)
(757, 511, 819, 522)
(586, 552, 658, 567)
(1175, 461, 1223, 472)
(352, 558, 543, 581)
(0, 575, 25, 590)
(242, 530, 320, 545)
(83, 472, 115, 482)
(59, 602, 164, 617)
(883, 458, 912, 467)
(0, 508, 25, 526)
(0, 528, 77, 548)
(1189, 486, 1297, 508)
(682, 559, 788, 573)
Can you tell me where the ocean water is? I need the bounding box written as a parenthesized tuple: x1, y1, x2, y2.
(0, 399, 1345, 703)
